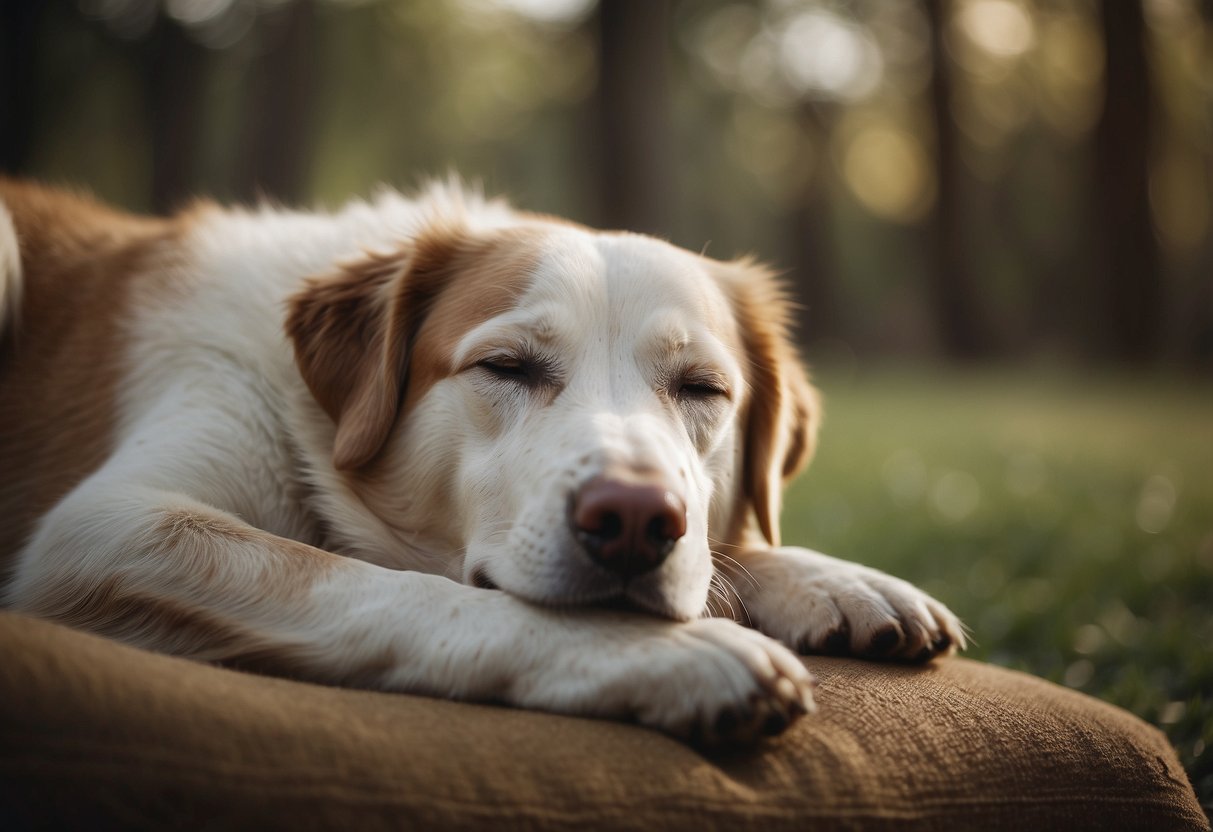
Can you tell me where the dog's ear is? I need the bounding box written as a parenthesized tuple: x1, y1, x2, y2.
(714, 258, 821, 547)
(286, 223, 466, 470)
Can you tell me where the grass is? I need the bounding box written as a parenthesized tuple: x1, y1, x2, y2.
(780, 366, 1213, 813)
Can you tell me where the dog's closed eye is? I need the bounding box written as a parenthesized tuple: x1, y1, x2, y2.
(477, 355, 556, 388)
(479, 356, 530, 381)
(672, 372, 731, 401)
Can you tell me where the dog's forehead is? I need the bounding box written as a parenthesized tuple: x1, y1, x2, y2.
(444, 227, 746, 376)
(523, 229, 738, 342)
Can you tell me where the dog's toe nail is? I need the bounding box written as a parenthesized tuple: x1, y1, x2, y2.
(687, 719, 706, 746)
(870, 625, 901, 654)
(762, 710, 789, 736)
(932, 633, 952, 652)
(823, 627, 850, 655)
(715, 708, 738, 736)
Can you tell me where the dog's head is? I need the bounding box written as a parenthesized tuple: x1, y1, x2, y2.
(287, 209, 818, 620)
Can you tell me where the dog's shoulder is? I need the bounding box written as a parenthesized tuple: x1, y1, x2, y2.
(0, 179, 191, 340)
(0, 182, 187, 560)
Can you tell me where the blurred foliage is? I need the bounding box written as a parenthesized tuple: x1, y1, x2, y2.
(2, 0, 1211, 813)
(5, 0, 1212, 364)
(785, 369, 1213, 811)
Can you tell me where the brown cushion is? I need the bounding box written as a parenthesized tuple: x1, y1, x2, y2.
(0, 611, 1205, 831)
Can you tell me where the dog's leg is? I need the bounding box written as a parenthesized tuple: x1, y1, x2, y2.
(7, 485, 816, 743)
(723, 546, 967, 662)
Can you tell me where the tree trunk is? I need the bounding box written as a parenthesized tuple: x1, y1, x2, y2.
(0, 2, 44, 174)
(790, 104, 840, 345)
(231, 0, 318, 204)
(140, 15, 211, 214)
(1191, 1, 1213, 368)
(1093, 0, 1160, 362)
(923, 0, 991, 358)
(592, 0, 675, 236)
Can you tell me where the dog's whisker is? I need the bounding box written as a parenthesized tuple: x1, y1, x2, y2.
(705, 588, 728, 620)
(706, 574, 738, 620)
(723, 576, 742, 620)
(712, 551, 761, 592)
(479, 527, 513, 544)
(719, 572, 749, 623)
(712, 568, 751, 623)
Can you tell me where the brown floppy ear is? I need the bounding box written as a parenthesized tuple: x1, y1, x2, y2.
(286, 223, 466, 470)
(714, 258, 821, 547)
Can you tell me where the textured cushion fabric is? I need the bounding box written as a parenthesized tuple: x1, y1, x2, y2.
(0, 611, 1206, 831)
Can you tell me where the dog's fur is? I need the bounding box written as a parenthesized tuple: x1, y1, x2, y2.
(0, 179, 963, 742)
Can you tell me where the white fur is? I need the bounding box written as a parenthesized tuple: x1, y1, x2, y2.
(4, 184, 963, 742)
(0, 202, 20, 336)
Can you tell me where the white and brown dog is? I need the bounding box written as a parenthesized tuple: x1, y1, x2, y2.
(0, 179, 963, 743)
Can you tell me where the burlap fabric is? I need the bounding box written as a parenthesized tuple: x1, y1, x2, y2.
(0, 611, 1205, 831)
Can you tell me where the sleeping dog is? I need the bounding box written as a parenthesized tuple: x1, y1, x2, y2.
(0, 179, 963, 743)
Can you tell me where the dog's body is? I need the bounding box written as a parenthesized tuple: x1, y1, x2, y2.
(0, 179, 962, 742)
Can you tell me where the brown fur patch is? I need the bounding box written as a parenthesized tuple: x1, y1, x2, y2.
(51, 574, 262, 660)
(286, 248, 411, 469)
(46, 573, 337, 682)
(287, 222, 542, 470)
(401, 228, 544, 413)
(31, 506, 347, 674)
(0, 179, 183, 568)
(710, 257, 820, 547)
(158, 508, 261, 547)
(154, 507, 336, 602)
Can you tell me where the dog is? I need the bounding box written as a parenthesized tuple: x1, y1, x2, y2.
(0, 179, 963, 743)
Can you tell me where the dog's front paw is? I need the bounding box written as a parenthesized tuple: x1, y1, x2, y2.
(510, 616, 817, 745)
(730, 547, 966, 663)
(632, 619, 818, 745)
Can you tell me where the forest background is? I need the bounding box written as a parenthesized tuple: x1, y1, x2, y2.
(2, 0, 1210, 815)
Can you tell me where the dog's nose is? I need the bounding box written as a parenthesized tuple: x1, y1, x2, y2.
(571, 476, 687, 578)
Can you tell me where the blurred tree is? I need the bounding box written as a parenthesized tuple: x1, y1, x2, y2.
(1187, 0, 1213, 367)
(790, 102, 841, 343)
(1093, 0, 1160, 363)
(923, 0, 991, 359)
(0, 2, 44, 174)
(592, 0, 675, 235)
(231, 0, 317, 204)
(10, 0, 1211, 371)
(136, 12, 210, 213)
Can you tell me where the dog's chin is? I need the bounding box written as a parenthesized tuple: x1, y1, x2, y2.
(593, 587, 700, 621)
(473, 566, 699, 621)
(549, 587, 695, 621)
(585, 595, 653, 615)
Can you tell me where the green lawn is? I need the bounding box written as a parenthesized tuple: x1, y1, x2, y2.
(781, 367, 1213, 812)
